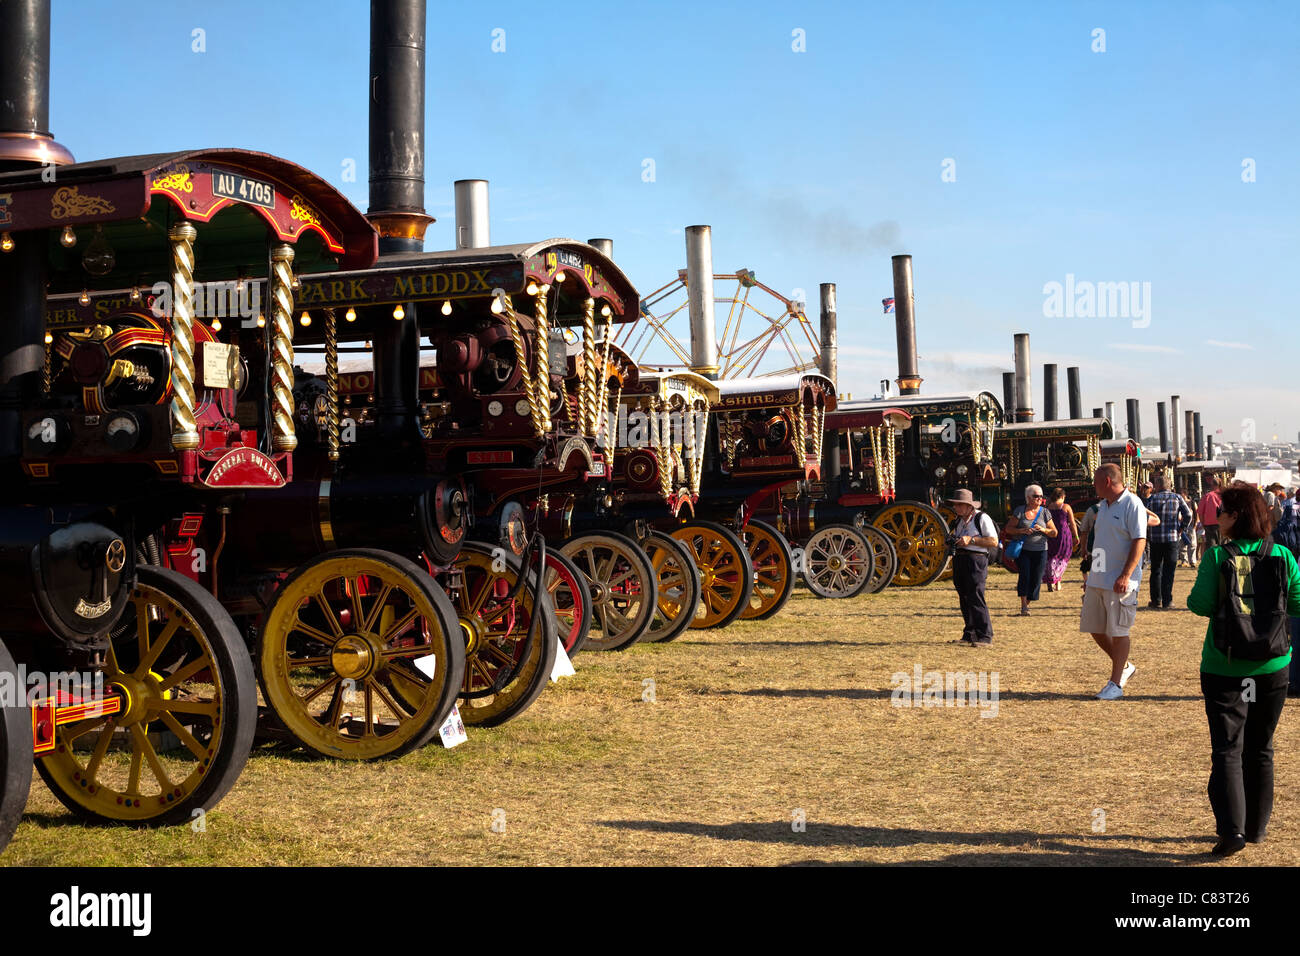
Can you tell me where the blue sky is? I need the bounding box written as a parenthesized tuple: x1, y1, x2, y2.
(48, 0, 1299, 444)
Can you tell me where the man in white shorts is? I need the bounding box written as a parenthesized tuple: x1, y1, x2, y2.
(1080, 463, 1147, 699)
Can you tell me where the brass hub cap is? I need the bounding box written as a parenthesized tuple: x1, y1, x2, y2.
(459, 617, 483, 655)
(108, 678, 145, 727)
(330, 635, 375, 681)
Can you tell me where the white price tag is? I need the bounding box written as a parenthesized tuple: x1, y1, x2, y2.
(437, 703, 468, 748)
(550, 642, 576, 681)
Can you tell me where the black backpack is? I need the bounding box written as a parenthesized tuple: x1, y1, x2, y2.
(1274, 501, 1300, 559)
(1213, 537, 1292, 661)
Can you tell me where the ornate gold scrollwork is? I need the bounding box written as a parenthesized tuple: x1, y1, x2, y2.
(50, 186, 117, 220)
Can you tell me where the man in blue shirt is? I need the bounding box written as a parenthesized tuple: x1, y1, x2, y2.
(1146, 473, 1192, 610)
(1079, 464, 1148, 700)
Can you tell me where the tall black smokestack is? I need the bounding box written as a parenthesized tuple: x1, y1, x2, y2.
(1002, 372, 1015, 419)
(0, 0, 74, 171)
(368, 0, 431, 253)
(1092, 407, 1103, 419)
(1013, 334, 1033, 422)
(820, 283, 839, 480)
(1194, 412, 1203, 460)
(367, 0, 427, 448)
(1157, 401, 1168, 452)
(1126, 399, 1141, 446)
(891, 255, 921, 396)
(1067, 367, 1082, 420)
(0, 0, 73, 459)
(1043, 364, 1058, 421)
(1185, 409, 1195, 457)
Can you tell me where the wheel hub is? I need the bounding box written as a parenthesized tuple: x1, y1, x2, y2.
(459, 617, 483, 655)
(108, 674, 163, 728)
(826, 555, 845, 572)
(330, 635, 375, 681)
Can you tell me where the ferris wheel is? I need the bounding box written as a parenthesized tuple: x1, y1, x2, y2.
(619, 269, 822, 378)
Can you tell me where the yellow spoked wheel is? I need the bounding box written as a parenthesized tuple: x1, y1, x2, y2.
(259, 549, 465, 760)
(670, 521, 754, 629)
(559, 532, 658, 650)
(1, 638, 32, 850)
(739, 519, 795, 620)
(37, 566, 257, 824)
(870, 501, 951, 587)
(642, 531, 702, 643)
(857, 522, 899, 594)
(801, 523, 875, 598)
(446, 542, 557, 727)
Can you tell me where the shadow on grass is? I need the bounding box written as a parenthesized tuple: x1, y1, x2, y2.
(704, 687, 1202, 702)
(598, 819, 1209, 864)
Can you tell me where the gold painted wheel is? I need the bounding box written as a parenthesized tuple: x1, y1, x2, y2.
(37, 566, 256, 824)
(802, 524, 874, 598)
(643, 532, 702, 643)
(739, 520, 795, 620)
(259, 549, 464, 760)
(446, 542, 557, 727)
(870, 501, 951, 587)
(559, 532, 657, 650)
(670, 521, 754, 629)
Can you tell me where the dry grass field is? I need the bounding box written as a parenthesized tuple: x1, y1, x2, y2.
(5, 567, 1298, 867)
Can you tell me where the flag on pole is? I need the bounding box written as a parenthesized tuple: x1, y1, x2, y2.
(882, 298, 895, 314)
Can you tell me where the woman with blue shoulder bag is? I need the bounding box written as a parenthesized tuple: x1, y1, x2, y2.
(1003, 483, 1058, 616)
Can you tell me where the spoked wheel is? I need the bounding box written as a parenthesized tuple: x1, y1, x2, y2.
(445, 542, 557, 727)
(739, 520, 795, 620)
(802, 524, 875, 599)
(857, 522, 899, 594)
(642, 531, 702, 643)
(543, 549, 592, 657)
(0, 639, 32, 851)
(870, 501, 951, 587)
(559, 532, 657, 650)
(37, 566, 257, 824)
(670, 521, 754, 629)
(259, 549, 465, 760)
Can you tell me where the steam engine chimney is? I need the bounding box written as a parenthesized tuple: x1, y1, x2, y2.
(891, 255, 921, 395)
(1043, 364, 1058, 421)
(1013, 333, 1033, 422)
(587, 238, 613, 259)
(1105, 402, 1116, 433)
(1001, 372, 1015, 420)
(1184, 409, 1195, 457)
(1157, 401, 1169, 453)
(685, 226, 718, 379)
(453, 179, 489, 249)
(1126, 399, 1141, 447)
(1170, 395, 1182, 459)
(1067, 367, 1082, 420)
(820, 283, 839, 480)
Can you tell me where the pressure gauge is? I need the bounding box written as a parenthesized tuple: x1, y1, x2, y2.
(956, 464, 969, 477)
(105, 412, 141, 451)
(934, 466, 947, 478)
(515, 399, 530, 417)
(487, 400, 504, 417)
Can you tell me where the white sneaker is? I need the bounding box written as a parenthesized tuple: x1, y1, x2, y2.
(1119, 661, 1137, 689)
(1096, 681, 1123, 700)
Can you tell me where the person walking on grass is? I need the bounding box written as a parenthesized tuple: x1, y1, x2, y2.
(1004, 484, 1058, 615)
(1147, 473, 1192, 610)
(1080, 464, 1146, 700)
(1199, 478, 1223, 551)
(1187, 482, 1300, 857)
(946, 488, 1000, 647)
(1179, 492, 1200, 568)
(1042, 487, 1077, 592)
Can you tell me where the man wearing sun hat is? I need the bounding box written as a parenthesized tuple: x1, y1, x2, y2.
(947, 488, 1001, 646)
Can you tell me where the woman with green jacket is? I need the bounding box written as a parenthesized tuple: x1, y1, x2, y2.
(1188, 482, 1300, 857)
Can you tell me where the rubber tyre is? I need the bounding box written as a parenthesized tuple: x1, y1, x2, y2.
(0, 639, 32, 852)
(642, 532, 703, 644)
(544, 548, 593, 657)
(559, 532, 658, 650)
(670, 521, 755, 630)
(37, 565, 257, 825)
(739, 519, 796, 620)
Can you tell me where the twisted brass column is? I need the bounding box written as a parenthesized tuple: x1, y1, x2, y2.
(580, 297, 596, 433)
(325, 307, 339, 460)
(168, 221, 200, 450)
(532, 284, 551, 438)
(269, 244, 297, 452)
